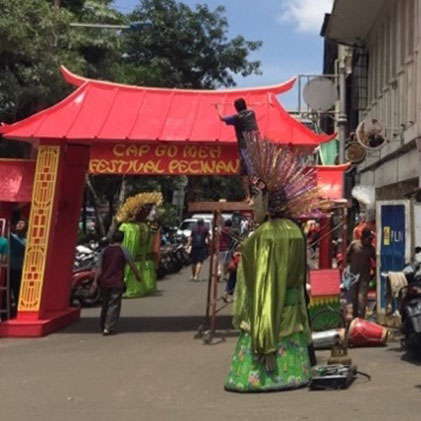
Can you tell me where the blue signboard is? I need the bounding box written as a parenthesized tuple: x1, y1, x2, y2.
(379, 204, 407, 309)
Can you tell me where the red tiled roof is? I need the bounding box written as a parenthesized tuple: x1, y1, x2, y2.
(0, 66, 335, 146)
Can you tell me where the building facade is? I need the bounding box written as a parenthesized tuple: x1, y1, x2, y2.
(326, 0, 421, 199)
(325, 0, 421, 323)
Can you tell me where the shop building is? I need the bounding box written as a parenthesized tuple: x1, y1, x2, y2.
(324, 0, 421, 324)
(324, 0, 421, 198)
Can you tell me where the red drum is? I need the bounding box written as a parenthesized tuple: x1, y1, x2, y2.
(348, 318, 388, 347)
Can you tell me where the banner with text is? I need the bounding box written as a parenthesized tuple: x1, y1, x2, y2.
(89, 143, 240, 175)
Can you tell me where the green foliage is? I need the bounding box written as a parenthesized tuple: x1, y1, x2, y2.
(68, 0, 127, 79)
(192, 176, 244, 201)
(122, 0, 262, 88)
(0, 0, 261, 124)
(157, 203, 178, 227)
(0, 0, 84, 123)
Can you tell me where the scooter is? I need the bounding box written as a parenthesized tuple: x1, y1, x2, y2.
(399, 259, 421, 355)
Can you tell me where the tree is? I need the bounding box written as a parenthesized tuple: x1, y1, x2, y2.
(120, 0, 262, 88)
(0, 0, 126, 126)
(0, 0, 85, 124)
(0, 0, 82, 157)
(65, 0, 128, 80)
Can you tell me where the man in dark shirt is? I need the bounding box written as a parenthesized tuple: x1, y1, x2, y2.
(93, 230, 141, 335)
(216, 98, 259, 200)
(347, 228, 376, 318)
(188, 219, 210, 282)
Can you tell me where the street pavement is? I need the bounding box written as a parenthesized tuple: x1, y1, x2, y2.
(1, 262, 421, 421)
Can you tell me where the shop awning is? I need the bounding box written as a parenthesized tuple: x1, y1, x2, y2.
(316, 164, 350, 200)
(0, 66, 334, 147)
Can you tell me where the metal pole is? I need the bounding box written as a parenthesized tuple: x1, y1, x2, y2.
(82, 189, 87, 235)
(298, 75, 302, 114)
(70, 23, 131, 30)
(69, 22, 152, 31)
(338, 59, 348, 164)
(178, 189, 185, 226)
(210, 210, 221, 336)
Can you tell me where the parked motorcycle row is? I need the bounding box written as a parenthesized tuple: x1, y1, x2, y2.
(157, 231, 191, 280)
(70, 230, 192, 307)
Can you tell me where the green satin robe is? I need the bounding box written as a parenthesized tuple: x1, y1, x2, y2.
(233, 218, 311, 355)
(119, 222, 157, 298)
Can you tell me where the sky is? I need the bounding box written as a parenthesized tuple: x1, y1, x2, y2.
(112, 0, 335, 108)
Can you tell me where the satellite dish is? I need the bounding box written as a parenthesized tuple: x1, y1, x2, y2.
(346, 142, 366, 164)
(303, 77, 337, 111)
(356, 118, 386, 150)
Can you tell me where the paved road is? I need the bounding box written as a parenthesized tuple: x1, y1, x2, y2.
(1, 262, 421, 421)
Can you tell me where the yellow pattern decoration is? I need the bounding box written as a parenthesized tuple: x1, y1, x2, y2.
(309, 295, 340, 307)
(18, 146, 60, 312)
(116, 192, 163, 223)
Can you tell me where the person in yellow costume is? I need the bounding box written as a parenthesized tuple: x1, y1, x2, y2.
(225, 135, 325, 392)
(116, 192, 162, 298)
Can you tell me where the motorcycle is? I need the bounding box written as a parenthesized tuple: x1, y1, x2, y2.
(157, 247, 173, 279)
(156, 231, 192, 279)
(398, 259, 421, 355)
(160, 244, 182, 274)
(73, 243, 99, 270)
(71, 238, 107, 307)
(71, 267, 99, 307)
(174, 242, 191, 266)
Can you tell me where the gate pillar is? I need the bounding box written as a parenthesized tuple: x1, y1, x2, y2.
(0, 143, 90, 337)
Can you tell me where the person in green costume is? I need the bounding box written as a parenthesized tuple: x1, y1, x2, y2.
(116, 192, 162, 298)
(224, 136, 322, 393)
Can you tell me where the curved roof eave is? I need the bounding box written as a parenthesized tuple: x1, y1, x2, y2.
(60, 65, 296, 96)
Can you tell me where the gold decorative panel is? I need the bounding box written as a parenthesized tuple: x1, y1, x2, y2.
(18, 146, 60, 312)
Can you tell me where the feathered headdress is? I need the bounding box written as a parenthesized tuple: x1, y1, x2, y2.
(241, 131, 324, 217)
(116, 192, 163, 223)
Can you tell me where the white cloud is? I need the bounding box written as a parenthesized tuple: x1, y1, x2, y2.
(279, 0, 334, 34)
